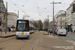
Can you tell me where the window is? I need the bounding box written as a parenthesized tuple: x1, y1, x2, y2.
(16, 20, 29, 31)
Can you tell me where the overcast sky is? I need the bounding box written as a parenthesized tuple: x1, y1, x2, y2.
(3, 0, 73, 22)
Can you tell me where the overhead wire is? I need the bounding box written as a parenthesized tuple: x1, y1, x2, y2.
(22, 0, 30, 16)
(24, 0, 29, 6)
(35, 0, 52, 16)
(10, 0, 21, 11)
(35, 0, 41, 16)
(10, 0, 27, 15)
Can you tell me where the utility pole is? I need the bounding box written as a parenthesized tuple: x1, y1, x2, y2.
(51, 1, 55, 36)
(51, 1, 61, 36)
(5, 2, 8, 34)
(65, 18, 66, 28)
(47, 15, 49, 34)
(18, 11, 19, 18)
(14, 10, 19, 18)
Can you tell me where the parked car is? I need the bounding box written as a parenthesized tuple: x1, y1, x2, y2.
(57, 28, 67, 36)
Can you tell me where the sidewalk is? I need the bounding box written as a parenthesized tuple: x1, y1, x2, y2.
(0, 32, 16, 38)
(68, 32, 75, 34)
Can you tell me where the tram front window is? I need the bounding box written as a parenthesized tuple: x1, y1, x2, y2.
(18, 23, 25, 31)
(16, 21, 29, 31)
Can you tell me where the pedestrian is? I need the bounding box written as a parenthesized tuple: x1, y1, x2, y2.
(49, 29, 51, 35)
(48, 29, 50, 35)
(9, 28, 11, 32)
(10, 28, 11, 32)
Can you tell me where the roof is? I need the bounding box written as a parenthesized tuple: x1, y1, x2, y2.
(8, 12, 17, 16)
(66, 0, 75, 10)
(56, 12, 66, 18)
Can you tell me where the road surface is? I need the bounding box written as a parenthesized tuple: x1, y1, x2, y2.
(0, 31, 75, 50)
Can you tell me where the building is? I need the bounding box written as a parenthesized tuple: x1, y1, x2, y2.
(55, 10, 66, 22)
(0, 0, 5, 12)
(7, 12, 18, 27)
(56, 11, 66, 29)
(0, 0, 6, 31)
(66, 0, 75, 32)
(66, 3, 73, 32)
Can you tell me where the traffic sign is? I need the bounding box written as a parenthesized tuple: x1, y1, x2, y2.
(54, 22, 57, 25)
(54, 25, 57, 27)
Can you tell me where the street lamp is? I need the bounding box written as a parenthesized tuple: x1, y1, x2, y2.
(51, 1, 61, 36)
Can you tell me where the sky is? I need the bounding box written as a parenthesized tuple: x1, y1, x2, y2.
(3, 0, 74, 22)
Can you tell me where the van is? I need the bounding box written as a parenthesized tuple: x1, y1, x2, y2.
(57, 28, 67, 36)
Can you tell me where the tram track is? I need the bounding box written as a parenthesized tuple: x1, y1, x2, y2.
(19, 32, 39, 50)
(31, 34, 41, 50)
(0, 31, 55, 50)
(19, 32, 53, 50)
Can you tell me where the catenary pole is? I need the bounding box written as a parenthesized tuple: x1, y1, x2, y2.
(5, 2, 8, 34)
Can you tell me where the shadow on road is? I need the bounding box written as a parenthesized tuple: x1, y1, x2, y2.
(16, 38, 29, 40)
(57, 35, 67, 37)
(0, 47, 4, 50)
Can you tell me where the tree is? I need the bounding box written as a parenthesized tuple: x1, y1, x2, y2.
(43, 19, 49, 30)
(30, 20, 43, 30)
(30, 20, 39, 29)
(38, 20, 43, 30)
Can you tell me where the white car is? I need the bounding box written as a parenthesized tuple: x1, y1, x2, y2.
(57, 28, 67, 36)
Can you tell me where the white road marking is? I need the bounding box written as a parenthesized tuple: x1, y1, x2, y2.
(66, 40, 75, 45)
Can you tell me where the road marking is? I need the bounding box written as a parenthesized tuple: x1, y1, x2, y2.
(66, 40, 75, 45)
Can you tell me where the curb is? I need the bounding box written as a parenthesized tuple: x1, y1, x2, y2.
(0, 34, 16, 38)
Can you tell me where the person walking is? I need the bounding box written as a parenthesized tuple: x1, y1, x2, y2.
(9, 28, 11, 32)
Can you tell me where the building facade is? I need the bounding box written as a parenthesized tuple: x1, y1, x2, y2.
(55, 10, 66, 22)
(66, 0, 75, 32)
(0, 0, 6, 31)
(56, 11, 66, 29)
(7, 12, 18, 27)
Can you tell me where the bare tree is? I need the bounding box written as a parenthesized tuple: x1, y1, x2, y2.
(38, 20, 43, 30)
(43, 19, 49, 30)
(30, 20, 39, 29)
